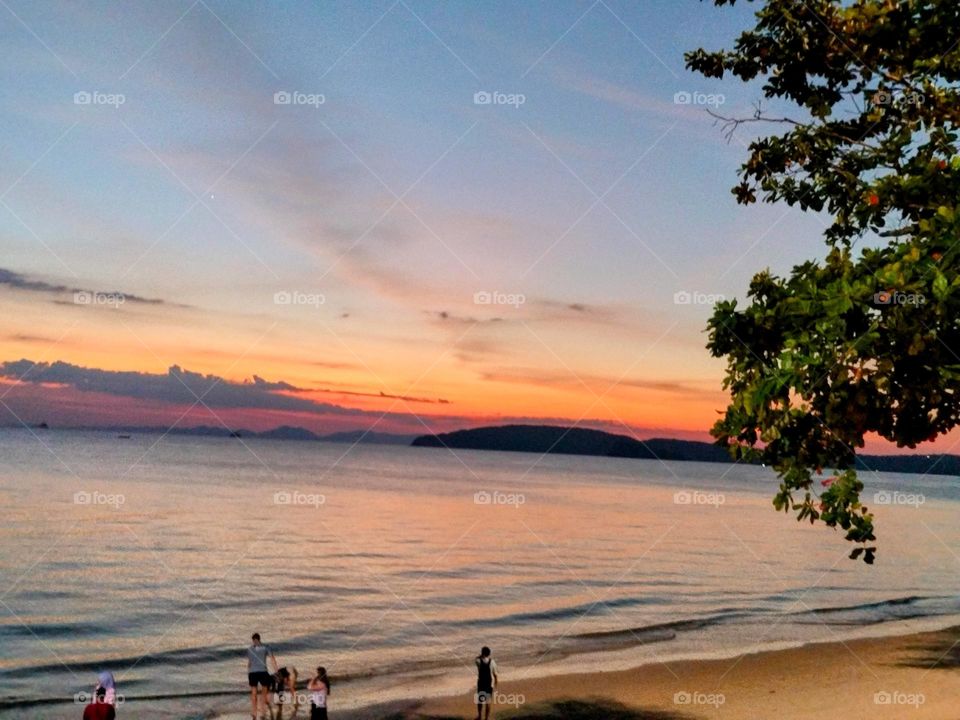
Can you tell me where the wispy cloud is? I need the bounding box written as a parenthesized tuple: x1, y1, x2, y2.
(0, 267, 185, 307)
(480, 367, 717, 398)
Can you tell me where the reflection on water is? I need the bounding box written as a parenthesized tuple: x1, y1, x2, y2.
(0, 430, 958, 718)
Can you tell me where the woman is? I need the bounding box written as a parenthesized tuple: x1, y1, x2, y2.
(95, 672, 117, 706)
(82, 671, 117, 720)
(307, 666, 330, 720)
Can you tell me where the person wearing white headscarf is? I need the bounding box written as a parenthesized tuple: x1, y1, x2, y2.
(95, 671, 116, 705)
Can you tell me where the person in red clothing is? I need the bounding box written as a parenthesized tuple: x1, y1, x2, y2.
(82, 687, 115, 720)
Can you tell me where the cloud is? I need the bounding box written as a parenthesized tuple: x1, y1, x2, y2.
(480, 367, 717, 398)
(6, 333, 56, 343)
(549, 65, 692, 121)
(430, 310, 504, 325)
(0, 359, 449, 414)
(309, 386, 450, 404)
(250, 375, 299, 392)
(254, 372, 450, 404)
(529, 299, 627, 325)
(0, 267, 183, 307)
(0, 360, 357, 416)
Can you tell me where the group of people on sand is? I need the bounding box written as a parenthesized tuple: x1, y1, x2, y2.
(247, 633, 330, 720)
(247, 634, 500, 720)
(81, 634, 498, 720)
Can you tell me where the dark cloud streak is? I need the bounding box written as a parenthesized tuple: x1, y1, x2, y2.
(0, 360, 450, 416)
(0, 268, 184, 307)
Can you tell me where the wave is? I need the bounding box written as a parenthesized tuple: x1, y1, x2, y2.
(789, 594, 960, 626)
(798, 594, 933, 615)
(549, 595, 960, 656)
(0, 643, 243, 679)
(458, 595, 670, 628)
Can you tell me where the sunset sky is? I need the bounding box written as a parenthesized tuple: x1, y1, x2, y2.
(0, 1, 881, 442)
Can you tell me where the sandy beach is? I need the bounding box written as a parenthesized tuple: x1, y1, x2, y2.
(394, 625, 960, 720)
(214, 624, 960, 719)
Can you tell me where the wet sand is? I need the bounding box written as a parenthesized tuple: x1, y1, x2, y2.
(402, 625, 960, 720)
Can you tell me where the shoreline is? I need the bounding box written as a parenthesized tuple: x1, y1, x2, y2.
(206, 620, 960, 720)
(408, 623, 960, 719)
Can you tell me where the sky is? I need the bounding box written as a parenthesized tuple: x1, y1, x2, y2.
(0, 0, 902, 445)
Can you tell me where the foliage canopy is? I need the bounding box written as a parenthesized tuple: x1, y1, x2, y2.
(687, 0, 960, 562)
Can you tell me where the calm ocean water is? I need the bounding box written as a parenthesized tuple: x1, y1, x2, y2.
(1, 429, 959, 719)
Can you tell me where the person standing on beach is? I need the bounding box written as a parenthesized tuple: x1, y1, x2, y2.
(475, 646, 498, 720)
(247, 633, 278, 720)
(82, 686, 115, 720)
(95, 672, 117, 706)
(307, 666, 330, 720)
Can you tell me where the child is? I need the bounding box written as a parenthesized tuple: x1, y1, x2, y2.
(273, 666, 298, 707)
(307, 666, 330, 720)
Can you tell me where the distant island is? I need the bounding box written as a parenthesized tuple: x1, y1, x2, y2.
(413, 424, 730, 462)
(412, 424, 960, 477)
(6, 422, 959, 476)
(171, 425, 418, 445)
(13, 423, 417, 445)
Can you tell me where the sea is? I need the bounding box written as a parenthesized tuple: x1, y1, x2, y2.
(1, 429, 958, 718)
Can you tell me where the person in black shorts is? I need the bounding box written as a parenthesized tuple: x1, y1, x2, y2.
(475, 646, 498, 720)
(247, 633, 278, 720)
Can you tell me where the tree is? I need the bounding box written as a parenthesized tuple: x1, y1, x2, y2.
(686, 0, 960, 562)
